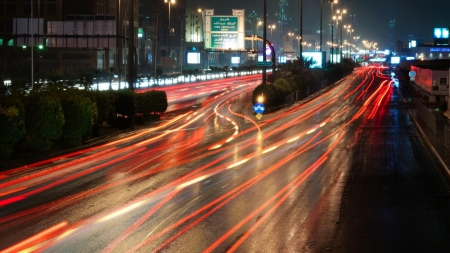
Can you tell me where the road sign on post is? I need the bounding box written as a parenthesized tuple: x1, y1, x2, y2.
(253, 103, 265, 114)
(257, 61, 273, 67)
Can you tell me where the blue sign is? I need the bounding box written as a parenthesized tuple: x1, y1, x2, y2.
(409, 71, 416, 78)
(256, 61, 273, 67)
(253, 103, 265, 114)
(430, 47, 450, 53)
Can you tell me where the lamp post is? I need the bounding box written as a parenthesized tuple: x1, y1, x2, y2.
(328, 0, 338, 64)
(268, 25, 276, 42)
(31, 0, 34, 89)
(319, 0, 322, 52)
(336, 9, 346, 63)
(257, 21, 262, 36)
(343, 24, 350, 58)
(331, 15, 336, 64)
(296, 36, 301, 56)
(300, 0, 303, 64)
(164, 0, 175, 72)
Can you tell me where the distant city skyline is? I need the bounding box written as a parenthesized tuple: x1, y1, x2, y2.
(186, 0, 450, 50)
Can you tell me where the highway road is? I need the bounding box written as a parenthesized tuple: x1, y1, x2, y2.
(1, 67, 450, 252)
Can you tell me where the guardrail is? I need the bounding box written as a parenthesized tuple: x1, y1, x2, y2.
(416, 99, 438, 135)
(445, 126, 450, 151)
(284, 80, 329, 106)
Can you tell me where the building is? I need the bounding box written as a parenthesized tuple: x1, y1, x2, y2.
(0, 0, 63, 46)
(144, 0, 187, 73)
(1, 0, 139, 73)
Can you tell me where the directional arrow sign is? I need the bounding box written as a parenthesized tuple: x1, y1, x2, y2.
(257, 61, 273, 67)
(253, 103, 265, 114)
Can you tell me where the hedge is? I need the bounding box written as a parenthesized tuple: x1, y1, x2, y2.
(0, 99, 26, 158)
(24, 92, 65, 150)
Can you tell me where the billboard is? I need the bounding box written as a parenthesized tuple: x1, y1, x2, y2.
(231, 57, 240, 64)
(302, 52, 323, 68)
(187, 52, 201, 64)
(391, 56, 400, 64)
(434, 28, 449, 39)
(434, 28, 449, 45)
(204, 10, 245, 50)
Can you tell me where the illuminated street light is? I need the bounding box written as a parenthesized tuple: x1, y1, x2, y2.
(258, 95, 264, 103)
(268, 25, 276, 42)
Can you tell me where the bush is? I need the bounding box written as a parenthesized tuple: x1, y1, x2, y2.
(151, 90, 168, 114)
(84, 90, 112, 136)
(136, 90, 168, 124)
(252, 84, 278, 108)
(60, 93, 96, 146)
(109, 90, 136, 129)
(290, 75, 305, 91)
(273, 78, 293, 97)
(0, 99, 26, 158)
(24, 92, 65, 150)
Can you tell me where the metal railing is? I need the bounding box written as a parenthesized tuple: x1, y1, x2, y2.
(285, 79, 329, 106)
(445, 126, 450, 151)
(416, 100, 437, 135)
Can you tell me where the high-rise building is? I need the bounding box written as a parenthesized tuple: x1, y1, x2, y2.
(143, 0, 186, 72)
(276, 0, 289, 52)
(1, 0, 140, 72)
(388, 19, 396, 51)
(0, 0, 63, 45)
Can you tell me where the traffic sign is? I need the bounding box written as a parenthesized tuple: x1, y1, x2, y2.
(253, 103, 265, 114)
(409, 71, 416, 78)
(257, 61, 273, 67)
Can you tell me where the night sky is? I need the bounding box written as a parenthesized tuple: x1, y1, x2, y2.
(186, 0, 450, 49)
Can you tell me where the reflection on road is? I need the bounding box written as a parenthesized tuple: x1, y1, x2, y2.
(0, 67, 394, 252)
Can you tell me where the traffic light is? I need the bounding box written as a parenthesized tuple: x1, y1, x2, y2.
(38, 44, 44, 50)
(22, 45, 27, 49)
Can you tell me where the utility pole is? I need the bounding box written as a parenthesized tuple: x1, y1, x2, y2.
(319, 0, 322, 52)
(30, 0, 35, 89)
(263, 0, 267, 85)
(154, 14, 158, 79)
(299, 0, 303, 65)
(128, 0, 135, 90)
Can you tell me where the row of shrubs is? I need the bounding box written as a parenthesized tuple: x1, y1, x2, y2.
(252, 59, 355, 107)
(0, 88, 167, 159)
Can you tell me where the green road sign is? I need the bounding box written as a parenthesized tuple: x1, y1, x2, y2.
(257, 61, 273, 67)
(211, 16, 238, 32)
(211, 33, 238, 49)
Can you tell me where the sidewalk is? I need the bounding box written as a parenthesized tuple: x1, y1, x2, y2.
(410, 108, 450, 175)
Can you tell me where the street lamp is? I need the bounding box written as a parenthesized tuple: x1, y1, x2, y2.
(164, 0, 175, 71)
(268, 25, 276, 42)
(331, 15, 337, 64)
(325, 0, 337, 56)
(328, 0, 338, 64)
(257, 21, 263, 36)
(336, 9, 346, 63)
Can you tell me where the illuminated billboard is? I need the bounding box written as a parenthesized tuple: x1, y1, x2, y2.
(302, 52, 323, 68)
(434, 28, 449, 39)
(391, 56, 400, 64)
(204, 10, 245, 50)
(187, 52, 201, 64)
(434, 28, 449, 45)
(231, 57, 240, 64)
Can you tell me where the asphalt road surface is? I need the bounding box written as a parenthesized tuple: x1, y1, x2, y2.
(1, 67, 450, 252)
